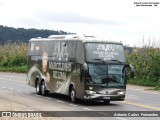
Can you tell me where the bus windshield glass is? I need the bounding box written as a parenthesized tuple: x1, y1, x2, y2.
(88, 64, 125, 87)
(85, 43, 125, 62)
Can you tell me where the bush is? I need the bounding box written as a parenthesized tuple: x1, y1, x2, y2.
(0, 42, 27, 67)
(126, 40, 160, 87)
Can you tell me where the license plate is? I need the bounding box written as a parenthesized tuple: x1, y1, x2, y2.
(103, 97, 110, 99)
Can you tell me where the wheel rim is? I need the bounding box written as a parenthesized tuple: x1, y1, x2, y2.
(41, 81, 45, 94)
(36, 82, 39, 93)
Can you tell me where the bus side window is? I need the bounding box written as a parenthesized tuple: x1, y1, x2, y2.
(29, 42, 35, 56)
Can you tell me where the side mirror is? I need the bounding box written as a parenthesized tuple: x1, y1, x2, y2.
(124, 64, 135, 78)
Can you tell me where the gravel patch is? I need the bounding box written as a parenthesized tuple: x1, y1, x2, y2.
(0, 97, 62, 120)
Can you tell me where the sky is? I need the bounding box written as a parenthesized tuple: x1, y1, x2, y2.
(0, 0, 160, 46)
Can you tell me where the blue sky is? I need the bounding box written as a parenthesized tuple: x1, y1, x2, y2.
(0, 0, 160, 47)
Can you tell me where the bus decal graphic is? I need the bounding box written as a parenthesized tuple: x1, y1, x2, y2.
(53, 42, 69, 61)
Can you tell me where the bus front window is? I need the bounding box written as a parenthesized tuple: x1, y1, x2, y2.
(107, 65, 125, 87)
(88, 64, 107, 84)
(88, 64, 125, 87)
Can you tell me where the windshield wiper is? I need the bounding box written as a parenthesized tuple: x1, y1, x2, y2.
(107, 60, 121, 63)
(91, 59, 106, 63)
(91, 59, 122, 63)
(102, 77, 119, 84)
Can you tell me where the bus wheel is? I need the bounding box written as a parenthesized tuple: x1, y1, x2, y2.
(36, 80, 42, 95)
(70, 88, 77, 103)
(40, 80, 48, 96)
(103, 100, 110, 104)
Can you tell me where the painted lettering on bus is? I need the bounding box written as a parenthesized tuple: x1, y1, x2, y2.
(49, 62, 71, 71)
(53, 71, 67, 80)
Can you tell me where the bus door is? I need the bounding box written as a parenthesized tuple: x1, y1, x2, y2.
(76, 64, 85, 99)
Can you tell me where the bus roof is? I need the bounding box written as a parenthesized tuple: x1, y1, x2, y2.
(29, 34, 123, 45)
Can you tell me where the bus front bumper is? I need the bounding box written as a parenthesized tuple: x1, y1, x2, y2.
(84, 92, 125, 101)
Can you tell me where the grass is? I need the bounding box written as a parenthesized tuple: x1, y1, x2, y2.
(147, 85, 160, 91)
(0, 65, 27, 73)
(152, 86, 160, 91)
(128, 78, 160, 91)
(128, 78, 157, 86)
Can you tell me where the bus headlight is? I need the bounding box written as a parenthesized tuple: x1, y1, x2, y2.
(85, 90, 96, 94)
(117, 91, 124, 95)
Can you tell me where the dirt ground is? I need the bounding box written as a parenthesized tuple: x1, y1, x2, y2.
(0, 97, 62, 120)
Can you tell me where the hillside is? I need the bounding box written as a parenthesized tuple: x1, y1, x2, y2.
(0, 25, 71, 44)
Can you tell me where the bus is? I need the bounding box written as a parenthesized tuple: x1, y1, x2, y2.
(26, 34, 135, 103)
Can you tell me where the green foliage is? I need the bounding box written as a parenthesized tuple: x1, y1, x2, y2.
(0, 25, 71, 44)
(126, 46, 160, 87)
(0, 42, 27, 68)
(0, 66, 27, 73)
(152, 86, 160, 91)
(128, 78, 158, 87)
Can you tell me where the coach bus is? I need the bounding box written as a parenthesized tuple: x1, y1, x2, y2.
(26, 34, 135, 103)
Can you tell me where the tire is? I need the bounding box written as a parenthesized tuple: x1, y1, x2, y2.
(103, 100, 110, 104)
(70, 88, 77, 103)
(36, 80, 42, 95)
(40, 80, 48, 96)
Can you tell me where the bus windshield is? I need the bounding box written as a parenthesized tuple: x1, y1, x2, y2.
(85, 43, 125, 62)
(88, 64, 125, 87)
